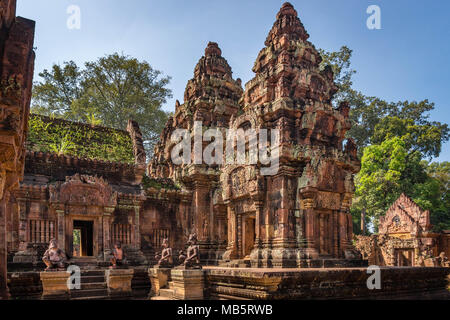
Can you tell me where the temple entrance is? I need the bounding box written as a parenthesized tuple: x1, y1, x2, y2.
(242, 215, 256, 259)
(73, 220, 94, 257)
(396, 249, 414, 266)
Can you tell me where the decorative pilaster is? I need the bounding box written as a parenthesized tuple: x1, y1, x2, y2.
(103, 207, 113, 259)
(17, 197, 27, 251)
(0, 191, 11, 300)
(55, 206, 65, 250)
(300, 188, 319, 259)
(133, 205, 141, 250)
(222, 204, 238, 261)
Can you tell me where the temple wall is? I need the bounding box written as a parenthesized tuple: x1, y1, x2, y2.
(439, 232, 450, 258)
(205, 267, 450, 300)
(0, 0, 35, 299)
(141, 199, 188, 252)
(355, 194, 450, 267)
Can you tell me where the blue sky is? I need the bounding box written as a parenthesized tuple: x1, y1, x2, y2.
(17, 0, 450, 161)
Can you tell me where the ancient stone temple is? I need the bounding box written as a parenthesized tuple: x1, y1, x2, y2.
(9, 115, 148, 267)
(148, 41, 243, 263)
(0, 0, 35, 299)
(2, 1, 450, 301)
(355, 194, 450, 267)
(149, 2, 361, 268)
(221, 2, 360, 267)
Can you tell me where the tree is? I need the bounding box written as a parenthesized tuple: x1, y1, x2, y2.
(417, 162, 450, 231)
(32, 61, 83, 116)
(355, 137, 409, 229)
(319, 47, 449, 156)
(321, 46, 449, 233)
(32, 53, 172, 156)
(372, 102, 449, 159)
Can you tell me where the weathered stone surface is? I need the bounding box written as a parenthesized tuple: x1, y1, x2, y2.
(147, 41, 243, 263)
(171, 269, 204, 300)
(106, 268, 134, 298)
(7, 271, 42, 300)
(40, 271, 70, 299)
(205, 266, 450, 300)
(144, 2, 361, 269)
(0, 0, 35, 299)
(354, 194, 450, 267)
(148, 267, 171, 297)
(220, 2, 359, 268)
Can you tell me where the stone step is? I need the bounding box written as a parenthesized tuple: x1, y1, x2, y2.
(70, 288, 108, 298)
(80, 275, 105, 284)
(168, 281, 174, 290)
(80, 270, 105, 276)
(159, 288, 174, 299)
(81, 282, 107, 290)
(151, 296, 172, 300)
(72, 295, 109, 300)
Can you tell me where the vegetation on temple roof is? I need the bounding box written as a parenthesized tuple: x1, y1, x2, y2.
(142, 175, 181, 191)
(27, 114, 134, 163)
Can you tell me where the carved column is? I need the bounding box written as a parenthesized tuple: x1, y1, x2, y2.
(339, 211, 350, 256)
(319, 213, 325, 255)
(250, 196, 267, 267)
(103, 207, 114, 256)
(300, 188, 319, 259)
(237, 213, 242, 258)
(333, 211, 339, 257)
(55, 206, 65, 251)
(133, 205, 141, 250)
(253, 200, 263, 249)
(223, 204, 238, 260)
(192, 180, 210, 242)
(0, 191, 10, 299)
(16, 197, 27, 251)
(339, 193, 354, 257)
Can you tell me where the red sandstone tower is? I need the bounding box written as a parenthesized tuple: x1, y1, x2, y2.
(151, 3, 362, 268)
(149, 42, 243, 262)
(221, 2, 361, 267)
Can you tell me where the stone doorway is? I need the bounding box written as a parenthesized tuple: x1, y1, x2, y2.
(242, 214, 256, 259)
(73, 220, 94, 257)
(396, 249, 414, 266)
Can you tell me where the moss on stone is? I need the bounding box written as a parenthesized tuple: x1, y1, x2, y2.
(27, 114, 134, 163)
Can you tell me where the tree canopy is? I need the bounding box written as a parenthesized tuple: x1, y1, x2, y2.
(32, 53, 172, 156)
(321, 46, 449, 233)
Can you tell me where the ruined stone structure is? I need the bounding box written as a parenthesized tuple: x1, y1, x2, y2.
(148, 41, 243, 263)
(8, 117, 149, 267)
(2, 1, 450, 301)
(0, 0, 35, 299)
(354, 194, 450, 267)
(149, 2, 361, 268)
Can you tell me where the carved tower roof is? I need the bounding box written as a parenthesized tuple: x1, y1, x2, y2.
(379, 193, 432, 236)
(149, 42, 242, 181)
(244, 2, 338, 111)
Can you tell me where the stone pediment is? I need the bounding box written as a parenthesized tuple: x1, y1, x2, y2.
(379, 193, 431, 236)
(49, 174, 117, 207)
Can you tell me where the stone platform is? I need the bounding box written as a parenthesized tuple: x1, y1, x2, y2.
(220, 258, 367, 269)
(7, 265, 450, 300)
(7, 267, 150, 300)
(204, 266, 450, 300)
